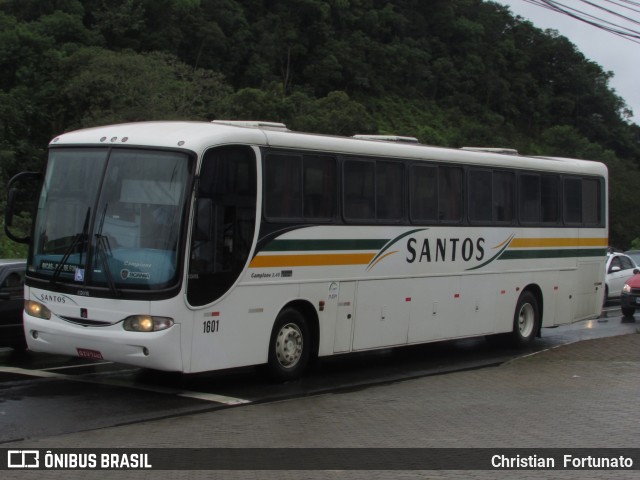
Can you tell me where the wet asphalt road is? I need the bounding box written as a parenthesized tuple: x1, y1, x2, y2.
(0, 302, 637, 444)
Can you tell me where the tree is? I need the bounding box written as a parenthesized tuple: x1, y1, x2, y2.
(58, 48, 232, 128)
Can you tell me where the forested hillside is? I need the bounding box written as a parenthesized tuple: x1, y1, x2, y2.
(1, 0, 639, 254)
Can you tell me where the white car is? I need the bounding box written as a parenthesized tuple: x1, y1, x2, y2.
(605, 253, 639, 302)
(624, 250, 640, 267)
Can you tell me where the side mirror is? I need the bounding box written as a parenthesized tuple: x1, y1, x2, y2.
(5, 171, 41, 244)
(609, 265, 621, 273)
(194, 198, 213, 242)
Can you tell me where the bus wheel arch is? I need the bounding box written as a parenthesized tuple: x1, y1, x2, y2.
(266, 300, 319, 382)
(511, 286, 542, 347)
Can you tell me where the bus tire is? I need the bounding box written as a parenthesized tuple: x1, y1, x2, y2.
(267, 308, 310, 382)
(510, 290, 539, 348)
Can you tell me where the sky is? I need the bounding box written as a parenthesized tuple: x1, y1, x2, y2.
(492, 0, 640, 125)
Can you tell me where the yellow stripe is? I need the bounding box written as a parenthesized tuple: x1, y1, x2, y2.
(249, 253, 375, 268)
(367, 250, 399, 270)
(509, 237, 608, 248)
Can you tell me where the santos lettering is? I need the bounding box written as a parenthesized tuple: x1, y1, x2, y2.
(406, 237, 485, 263)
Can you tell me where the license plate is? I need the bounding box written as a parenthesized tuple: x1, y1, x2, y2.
(636, 297, 640, 305)
(76, 348, 104, 360)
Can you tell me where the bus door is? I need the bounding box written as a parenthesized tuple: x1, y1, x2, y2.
(332, 282, 356, 353)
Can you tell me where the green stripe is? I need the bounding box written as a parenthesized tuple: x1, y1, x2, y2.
(499, 248, 607, 260)
(466, 234, 514, 271)
(367, 228, 427, 269)
(263, 239, 388, 252)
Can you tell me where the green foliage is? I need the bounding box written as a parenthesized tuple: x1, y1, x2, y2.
(59, 48, 232, 128)
(1, 0, 640, 251)
(292, 91, 376, 135)
(0, 194, 31, 258)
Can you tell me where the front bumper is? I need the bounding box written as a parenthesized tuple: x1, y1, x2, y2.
(620, 291, 640, 311)
(24, 313, 183, 371)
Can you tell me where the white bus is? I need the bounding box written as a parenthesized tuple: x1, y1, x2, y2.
(7, 121, 608, 381)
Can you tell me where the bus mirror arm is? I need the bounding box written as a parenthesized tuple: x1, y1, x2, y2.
(5, 187, 17, 228)
(194, 197, 213, 242)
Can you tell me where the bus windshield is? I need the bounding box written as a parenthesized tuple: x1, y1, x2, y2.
(30, 147, 192, 293)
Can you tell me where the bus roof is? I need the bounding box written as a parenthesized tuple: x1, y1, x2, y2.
(50, 121, 608, 177)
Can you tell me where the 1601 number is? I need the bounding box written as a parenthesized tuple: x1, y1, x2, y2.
(203, 319, 219, 333)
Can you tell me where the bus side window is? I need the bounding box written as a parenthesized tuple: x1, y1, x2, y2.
(582, 178, 600, 225)
(264, 154, 302, 219)
(439, 166, 463, 222)
(303, 155, 337, 220)
(519, 174, 541, 223)
(344, 160, 375, 221)
(541, 175, 560, 223)
(468, 169, 492, 222)
(493, 171, 514, 223)
(564, 178, 582, 224)
(409, 165, 437, 223)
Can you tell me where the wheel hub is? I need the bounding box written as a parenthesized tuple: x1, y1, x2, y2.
(518, 303, 535, 338)
(275, 323, 303, 368)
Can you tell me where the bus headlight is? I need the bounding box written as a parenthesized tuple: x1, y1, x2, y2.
(123, 315, 174, 332)
(25, 300, 52, 320)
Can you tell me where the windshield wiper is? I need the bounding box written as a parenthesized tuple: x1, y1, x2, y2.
(94, 203, 120, 296)
(51, 207, 90, 285)
(94, 233, 119, 296)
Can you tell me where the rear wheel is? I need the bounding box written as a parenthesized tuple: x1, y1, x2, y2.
(267, 308, 310, 382)
(510, 291, 540, 347)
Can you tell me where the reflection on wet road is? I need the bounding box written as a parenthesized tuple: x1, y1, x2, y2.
(0, 303, 636, 443)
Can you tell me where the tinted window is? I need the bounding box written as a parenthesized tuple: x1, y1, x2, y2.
(344, 160, 375, 220)
(468, 170, 492, 222)
(409, 165, 437, 222)
(519, 173, 560, 224)
(303, 155, 337, 220)
(494, 171, 515, 222)
(541, 175, 560, 223)
(439, 166, 463, 222)
(264, 154, 302, 219)
(264, 154, 337, 221)
(519, 174, 541, 223)
(376, 161, 404, 221)
(189, 146, 257, 306)
(564, 178, 582, 224)
(582, 178, 600, 225)
(469, 170, 514, 223)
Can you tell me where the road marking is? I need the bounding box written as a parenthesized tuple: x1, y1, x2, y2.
(42, 361, 115, 371)
(178, 391, 251, 405)
(0, 366, 251, 406)
(0, 366, 65, 379)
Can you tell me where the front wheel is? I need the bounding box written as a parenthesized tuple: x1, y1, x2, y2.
(621, 306, 636, 317)
(510, 291, 540, 348)
(267, 308, 311, 382)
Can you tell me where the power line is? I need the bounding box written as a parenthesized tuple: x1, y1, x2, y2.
(521, 0, 640, 44)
